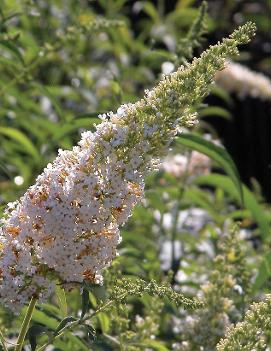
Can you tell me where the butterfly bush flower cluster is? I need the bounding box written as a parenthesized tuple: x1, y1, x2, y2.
(171, 229, 252, 351)
(162, 151, 211, 179)
(0, 23, 255, 312)
(161, 133, 221, 178)
(215, 59, 271, 100)
(217, 295, 271, 350)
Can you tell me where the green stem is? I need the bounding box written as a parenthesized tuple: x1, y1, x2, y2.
(170, 155, 191, 283)
(36, 293, 128, 351)
(0, 55, 41, 97)
(15, 297, 37, 351)
(0, 329, 8, 351)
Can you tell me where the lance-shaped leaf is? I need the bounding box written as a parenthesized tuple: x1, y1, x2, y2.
(177, 133, 243, 204)
(0, 127, 40, 163)
(252, 254, 271, 291)
(195, 174, 269, 240)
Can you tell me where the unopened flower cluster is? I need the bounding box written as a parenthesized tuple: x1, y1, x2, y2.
(217, 294, 271, 350)
(171, 229, 252, 351)
(0, 22, 256, 312)
(215, 60, 271, 100)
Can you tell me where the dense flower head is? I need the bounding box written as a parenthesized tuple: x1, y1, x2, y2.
(0, 114, 149, 312)
(0, 22, 256, 312)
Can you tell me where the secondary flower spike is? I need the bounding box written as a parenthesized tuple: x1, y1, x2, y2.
(215, 59, 271, 100)
(0, 23, 256, 312)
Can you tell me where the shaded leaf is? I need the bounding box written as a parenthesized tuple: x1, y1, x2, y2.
(83, 324, 96, 340)
(0, 40, 24, 64)
(81, 288, 90, 319)
(54, 316, 77, 336)
(210, 85, 233, 105)
(28, 325, 49, 351)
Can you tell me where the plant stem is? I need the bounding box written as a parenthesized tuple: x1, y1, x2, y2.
(170, 155, 191, 283)
(36, 293, 128, 351)
(0, 329, 8, 351)
(15, 297, 37, 351)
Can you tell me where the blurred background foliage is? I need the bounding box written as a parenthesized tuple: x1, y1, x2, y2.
(1, 0, 271, 206)
(0, 1, 271, 350)
(0, 0, 270, 202)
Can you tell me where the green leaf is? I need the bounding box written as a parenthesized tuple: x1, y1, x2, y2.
(31, 311, 88, 351)
(40, 303, 61, 316)
(0, 127, 39, 163)
(52, 117, 99, 140)
(97, 312, 110, 333)
(31, 310, 59, 329)
(81, 288, 90, 319)
(252, 254, 271, 292)
(177, 133, 243, 204)
(143, 340, 170, 351)
(54, 316, 77, 336)
(55, 286, 68, 318)
(195, 174, 270, 240)
(140, 3, 159, 22)
(200, 106, 232, 119)
(88, 292, 97, 308)
(28, 325, 49, 351)
(0, 40, 24, 64)
(83, 324, 96, 340)
(183, 187, 220, 220)
(68, 336, 89, 351)
(0, 160, 11, 179)
(0, 329, 8, 351)
(31, 83, 64, 121)
(147, 190, 167, 212)
(1, 12, 22, 25)
(0, 55, 21, 69)
(210, 85, 233, 105)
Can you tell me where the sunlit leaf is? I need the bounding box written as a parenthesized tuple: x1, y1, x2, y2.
(55, 286, 68, 318)
(97, 312, 110, 334)
(200, 106, 232, 120)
